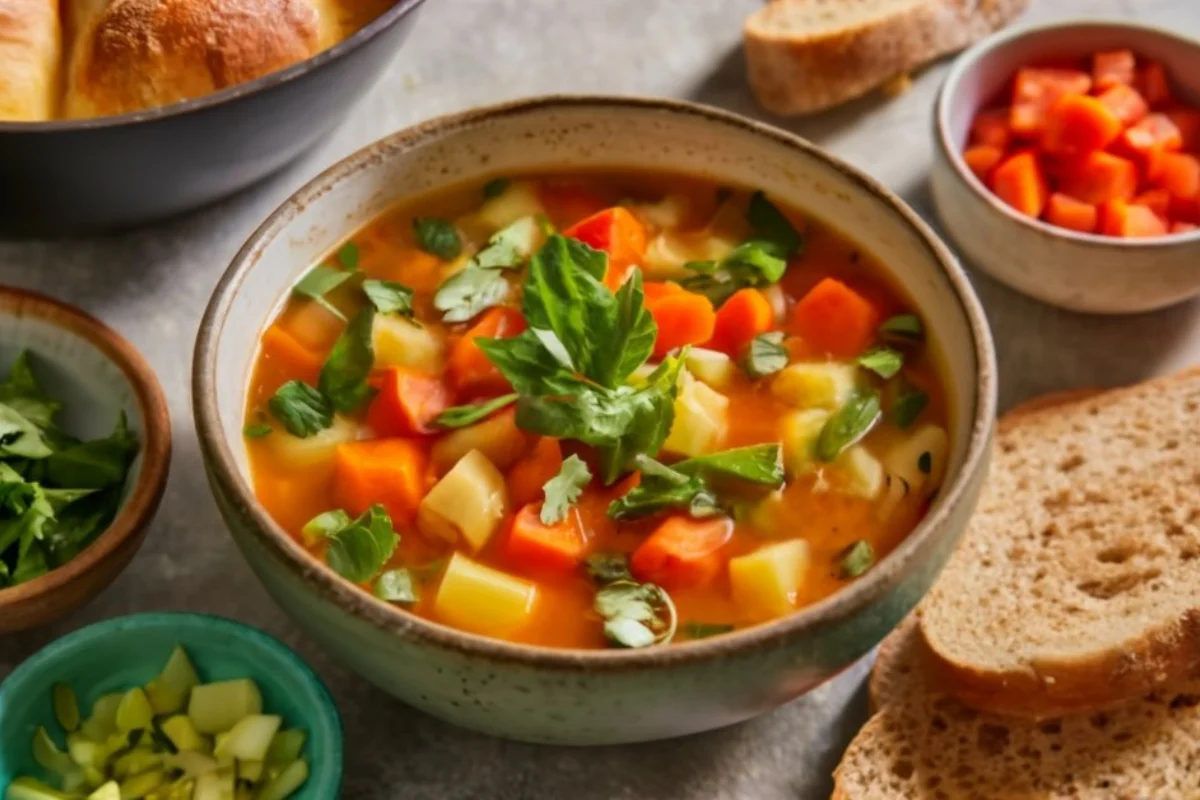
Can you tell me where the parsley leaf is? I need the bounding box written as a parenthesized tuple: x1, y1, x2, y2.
(301, 509, 351, 545)
(747, 191, 803, 258)
(607, 457, 719, 520)
(482, 178, 511, 199)
(311, 504, 399, 584)
(0, 352, 60, 428)
(362, 279, 414, 317)
(413, 218, 462, 261)
(337, 241, 360, 270)
(434, 393, 518, 429)
(268, 381, 332, 438)
(243, 422, 273, 439)
(879, 313, 923, 344)
(540, 454, 591, 525)
(0, 404, 51, 459)
(585, 553, 633, 583)
(890, 385, 928, 429)
(473, 216, 543, 270)
(594, 580, 676, 648)
(319, 307, 376, 414)
(44, 413, 137, 489)
(837, 539, 875, 578)
(743, 331, 788, 378)
(679, 241, 787, 307)
(675, 443, 785, 485)
(373, 568, 418, 604)
(293, 265, 354, 322)
(857, 347, 904, 379)
(434, 266, 510, 323)
(816, 389, 882, 461)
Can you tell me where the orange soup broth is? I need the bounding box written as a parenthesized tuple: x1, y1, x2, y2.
(245, 170, 950, 649)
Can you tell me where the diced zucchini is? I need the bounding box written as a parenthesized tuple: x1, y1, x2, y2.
(832, 446, 885, 499)
(266, 414, 356, 469)
(87, 782, 120, 800)
(265, 730, 306, 767)
(255, 759, 309, 800)
(80, 693, 123, 742)
(5, 777, 73, 800)
(430, 410, 531, 474)
(119, 769, 166, 799)
(662, 372, 729, 457)
(771, 362, 857, 411)
(729, 539, 811, 620)
(193, 768, 236, 800)
(145, 646, 200, 717)
(213, 715, 280, 763)
(161, 751, 219, 778)
(882, 424, 949, 496)
(238, 760, 264, 783)
(112, 747, 161, 779)
(66, 732, 104, 768)
(160, 715, 208, 753)
(32, 726, 75, 775)
(372, 314, 445, 374)
(418, 450, 509, 552)
(52, 683, 79, 732)
(435, 553, 537, 637)
(780, 408, 830, 477)
(642, 231, 736, 280)
(684, 348, 735, 390)
(115, 688, 154, 733)
(477, 181, 544, 231)
(187, 680, 263, 735)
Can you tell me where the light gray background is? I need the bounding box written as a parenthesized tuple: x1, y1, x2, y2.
(2, 0, 1198, 797)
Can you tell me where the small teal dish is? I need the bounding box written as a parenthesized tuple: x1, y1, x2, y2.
(0, 612, 343, 797)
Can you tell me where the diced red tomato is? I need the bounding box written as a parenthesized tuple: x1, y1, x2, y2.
(563, 207, 648, 290)
(1010, 67, 1092, 136)
(447, 307, 526, 400)
(367, 367, 451, 436)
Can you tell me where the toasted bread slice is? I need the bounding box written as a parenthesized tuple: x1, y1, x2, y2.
(920, 369, 1200, 719)
(744, 0, 1030, 116)
(834, 616, 1200, 799)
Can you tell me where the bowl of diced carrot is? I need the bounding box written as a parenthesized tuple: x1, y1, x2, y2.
(932, 19, 1200, 314)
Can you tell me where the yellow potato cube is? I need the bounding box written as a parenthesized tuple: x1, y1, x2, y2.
(431, 410, 531, 475)
(662, 372, 729, 457)
(435, 553, 537, 637)
(832, 445, 885, 499)
(478, 181, 545, 231)
(729, 540, 811, 621)
(771, 362, 858, 411)
(372, 314, 444, 374)
(266, 415, 356, 469)
(418, 450, 509, 552)
(642, 231, 736, 280)
(781, 408, 830, 477)
(684, 348, 736, 390)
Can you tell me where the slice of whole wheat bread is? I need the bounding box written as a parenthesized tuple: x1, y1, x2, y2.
(743, 0, 1030, 116)
(833, 615, 1200, 799)
(920, 369, 1200, 719)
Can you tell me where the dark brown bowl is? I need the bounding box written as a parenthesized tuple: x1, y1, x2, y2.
(0, 0, 427, 235)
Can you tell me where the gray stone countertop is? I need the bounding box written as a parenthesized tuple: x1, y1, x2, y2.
(1, 0, 1198, 797)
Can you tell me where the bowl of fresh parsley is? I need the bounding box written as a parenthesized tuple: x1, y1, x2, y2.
(0, 288, 171, 632)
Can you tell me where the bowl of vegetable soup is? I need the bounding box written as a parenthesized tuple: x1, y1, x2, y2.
(194, 96, 997, 745)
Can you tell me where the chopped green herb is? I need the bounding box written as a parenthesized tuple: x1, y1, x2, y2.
(472, 217, 542, 270)
(44, 413, 137, 490)
(879, 313, 923, 343)
(747, 191, 803, 257)
(268, 381, 333, 438)
(891, 386, 928, 429)
(585, 553, 633, 584)
(243, 422, 273, 439)
(434, 266, 510, 323)
(308, 505, 399, 584)
(607, 456, 719, 521)
(541, 454, 592, 525)
(743, 331, 788, 378)
(679, 241, 787, 307)
(373, 568, 418, 605)
(675, 444, 785, 486)
(918, 451, 933, 475)
(838, 540, 875, 578)
(434, 393, 518, 429)
(594, 580, 676, 649)
(683, 622, 734, 639)
(413, 218, 462, 261)
(318, 307, 376, 414)
(362, 279, 414, 317)
(0, 351, 60, 428)
(336, 241, 360, 270)
(857, 347, 904, 379)
(300, 509, 351, 545)
(292, 265, 354, 322)
(816, 389, 881, 462)
(482, 178, 511, 199)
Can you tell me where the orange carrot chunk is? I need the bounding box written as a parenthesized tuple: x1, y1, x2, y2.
(505, 503, 588, 573)
(1121, 112, 1184, 157)
(1132, 189, 1171, 219)
(963, 145, 1005, 181)
(1059, 151, 1138, 205)
(969, 108, 1012, 149)
(646, 290, 717, 359)
(1154, 152, 1200, 199)
(367, 367, 451, 437)
(1164, 108, 1200, 151)
(991, 152, 1050, 217)
(1093, 50, 1136, 89)
(707, 288, 775, 356)
(447, 306, 526, 400)
(630, 516, 733, 590)
(1135, 61, 1172, 108)
(1045, 193, 1098, 233)
(1100, 200, 1168, 238)
(1041, 94, 1124, 155)
(507, 437, 564, 509)
(1095, 83, 1149, 127)
(563, 207, 648, 290)
(1010, 68, 1092, 136)
(333, 439, 429, 525)
(261, 325, 323, 387)
(788, 277, 880, 359)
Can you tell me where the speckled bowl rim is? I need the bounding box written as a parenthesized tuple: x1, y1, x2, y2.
(0, 612, 344, 796)
(935, 17, 1200, 246)
(0, 288, 171, 608)
(194, 95, 998, 671)
(0, 0, 427, 133)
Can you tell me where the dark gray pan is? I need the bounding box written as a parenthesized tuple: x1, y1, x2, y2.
(0, 0, 428, 235)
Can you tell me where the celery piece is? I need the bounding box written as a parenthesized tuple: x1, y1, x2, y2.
(264, 729, 306, 767)
(79, 693, 123, 741)
(213, 715, 280, 763)
(115, 687, 154, 733)
(32, 725, 75, 775)
(118, 768, 166, 799)
(160, 714, 209, 753)
(86, 781, 120, 800)
(52, 683, 80, 732)
(187, 679, 262, 735)
(5, 777, 72, 800)
(255, 759, 309, 800)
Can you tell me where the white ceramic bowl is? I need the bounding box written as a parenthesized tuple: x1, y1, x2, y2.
(932, 20, 1200, 314)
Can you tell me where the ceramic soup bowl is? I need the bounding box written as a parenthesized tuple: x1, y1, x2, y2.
(194, 96, 997, 745)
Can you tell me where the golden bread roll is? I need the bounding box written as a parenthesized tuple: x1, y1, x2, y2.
(0, 0, 61, 121)
(63, 0, 340, 119)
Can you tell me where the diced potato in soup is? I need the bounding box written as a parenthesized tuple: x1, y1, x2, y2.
(243, 172, 951, 649)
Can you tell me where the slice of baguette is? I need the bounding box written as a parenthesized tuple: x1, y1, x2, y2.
(834, 615, 1200, 799)
(920, 368, 1200, 719)
(744, 0, 1029, 116)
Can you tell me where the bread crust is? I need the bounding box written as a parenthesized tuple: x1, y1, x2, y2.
(744, 0, 1030, 116)
(0, 0, 61, 121)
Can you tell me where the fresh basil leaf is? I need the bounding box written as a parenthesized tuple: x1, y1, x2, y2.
(857, 347, 904, 379)
(540, 454, 592, 525)
(880, 314, 923, 343)
(337, 241, 360, 270)
(322, 505, 399, 584)
(743, 331, 788, 378)
(472, 217, 541, 270)
(44, 413, 137, 489)
(373, 568, 418, 604)
(434, 267, 510, 323)
(817, 389, 882, 462)
(679, 241, 786, 307)
(319, 307, 376, 414)
(891, 387, 928, 429)
(838, 539, 875, 578)
(482, 178, 511, 199)
(362, 280, 414, 317)
(747, 191, 802, 257)
(477, 332, 583, 397)
(0, 352, 60, 428)
(0, 403, 51, 459)
(683, 622, 734, 639)
(676, 444, 785, 486)
(243, 422, 273, 439)
(594, 580, 676, 649)
(301, 509, 352, 546)
(268, 381, 333, 438)
(607, 465, 719, 520)
(293, 265, 354, 322)
(413, 218, 462, 261)
(435, 394, 518, 429)
(602, 270, 657, 387)
(585, 553, 633, 584)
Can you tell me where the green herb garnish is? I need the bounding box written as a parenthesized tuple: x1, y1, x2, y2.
(482, 178, 511, 199)
(336, 241, 361, 270)
(362, 279, 414, 317)
(857, 347, 904, 379)
(608, 446, 783, 521)
(891, 386, 928, 429)
(373, 568, 418, 604)
(243, 422, 272, 439)
(679, 241, 787, 307)
(683, 622, 734, 639)
(585, 553, 633, 584)
(675, 444, 785, 485)
(301, 509, 351, 545)
(540, 454, 591, 525)
(268, 381, 333, 438)
(318, 307, 376, 414)
(594, 580, 677, 649)
(307, 504, 398, 584)
(292, 265, 354, 322)
(434, 393, 518, 429)
(434, 266, 509, 323)
(879, 313, 923, 343)
(747, 191, 803, 257)
(743, 331, 788, 378)
(838, 540, 875, 578)
(816, 389, 881, 462)
(413, 218, 462, 261)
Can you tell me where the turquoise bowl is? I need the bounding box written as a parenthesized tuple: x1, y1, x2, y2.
(0, 613, 343, 797)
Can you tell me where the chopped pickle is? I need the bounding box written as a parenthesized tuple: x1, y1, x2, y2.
(66, 732, 104, 767)
(80, 693, 122, 741)
(118, 769, 166, 799)
(256, 759, 309, 800)
(115, 687, 154, 732)
(32, 726, 76, 775)
(238, 760, 265, 783)
(193, 767, 236, 800)
(264, 729, 306, 767)
(86, 782, 120, 800)
(187, 679, 263, 735)
(160, 714, 208, 753)
(213, 715, 281, 763)
(52, 683, 79, 732)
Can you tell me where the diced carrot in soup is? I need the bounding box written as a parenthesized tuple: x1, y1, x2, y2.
(447, 307, 526, 399)
(631, 516, 733, 590)
(1095, 84, 1148, 127)
(1120, 113, 1183, 158)
(1100, 200, 1168, 238)
(788, 278, 880, 358)
(367, 367, 451, 436)
(507, 438, 564, 509)
(1045, 193, 1098, 233)
(1135, 61, 1172, 108)
(563, 207, 648, 290)
(505, 503, 589, 573)
(1171, 221, 1198, 234)
(1154, 153, 1200, 199)
(990, 152, 1049, 217)
(333, 439, 430, 525)
(646, 289, 716, 359)
(260, 325, 323, 387)
(1041, 94, 1124, 155)
(1132, 189, 1171, 219)
(1164, 108, 1200, 151)
(1093, 50, 1136, 89)
(1059, 152, 1138, 205)
(969, 108, 1012, 149)
(1010, 68, 1091, 136)
(707, 288, 775, 357)
(963, 145, 1005, 181)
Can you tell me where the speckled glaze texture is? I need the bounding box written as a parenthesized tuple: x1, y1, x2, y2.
(194, 97, 997, 745)
(932, 20, 1200, 314)
(0, 289, 170, 632)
